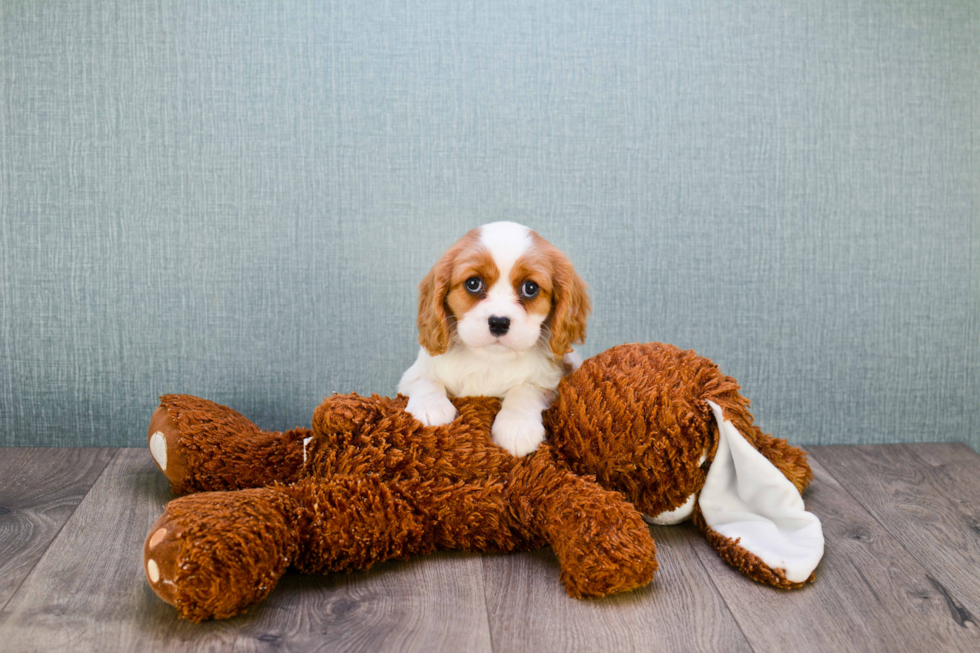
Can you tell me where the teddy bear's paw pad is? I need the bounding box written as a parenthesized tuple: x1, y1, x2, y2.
(143, 513, 183, 608)
(147, 405, 188, 486)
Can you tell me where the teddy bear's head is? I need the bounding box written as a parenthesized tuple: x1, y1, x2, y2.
(544, 342, 719, 518)
(545, 342, 823, 586)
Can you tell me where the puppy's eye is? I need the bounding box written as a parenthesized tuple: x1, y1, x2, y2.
(465, 277, 483, 294)
(521, 280, 539, 298)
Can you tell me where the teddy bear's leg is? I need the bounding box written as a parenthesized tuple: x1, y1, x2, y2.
(143, 486, 302, 622)
(144, 474, 530, 621)
(148, 394, 310, 494)
(507, 448, 658, 599)
(144, 477, 424, 622)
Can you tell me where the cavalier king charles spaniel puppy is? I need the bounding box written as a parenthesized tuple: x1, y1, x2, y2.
(398, 221, 590, 456)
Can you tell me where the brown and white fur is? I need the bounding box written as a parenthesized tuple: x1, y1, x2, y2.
(398, 221, 590, 456)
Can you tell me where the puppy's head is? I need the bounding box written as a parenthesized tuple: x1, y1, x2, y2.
(417, 222, 590, 360)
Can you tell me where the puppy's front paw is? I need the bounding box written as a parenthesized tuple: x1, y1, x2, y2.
(491, 408, 546, 456)
(406, 394, 459, 427)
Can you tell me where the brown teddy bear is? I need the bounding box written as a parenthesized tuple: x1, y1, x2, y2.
(144, 343, 824, 622)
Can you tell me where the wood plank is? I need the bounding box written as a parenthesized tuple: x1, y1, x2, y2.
(909, 442, 980, 467)
(810, 443, 980, 619)
(230, 553, 494, 653)
(0, 448, 494, 652)
(482, 524, 752, 653)
(692, 456, 980, 653)
(0, 448, 116, 611)
(902, 443, 980, 493)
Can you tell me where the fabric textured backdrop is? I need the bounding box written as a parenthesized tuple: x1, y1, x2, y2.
(1, 1, 977, 448)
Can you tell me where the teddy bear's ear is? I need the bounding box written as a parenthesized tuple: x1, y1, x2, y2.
(698, 401, 824, 586)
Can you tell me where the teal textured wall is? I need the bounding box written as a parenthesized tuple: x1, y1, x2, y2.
(1, 1, 977, 447)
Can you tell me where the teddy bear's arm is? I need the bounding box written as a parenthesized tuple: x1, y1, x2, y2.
(506, 448, 658, 598)
(310, 392, 519, 482)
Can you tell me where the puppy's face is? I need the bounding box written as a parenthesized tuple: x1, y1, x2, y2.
(417, 222, 590, 359)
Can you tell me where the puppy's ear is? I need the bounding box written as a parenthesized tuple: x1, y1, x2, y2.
(417, 250, 455, 356)
(548, 254, 591, 360)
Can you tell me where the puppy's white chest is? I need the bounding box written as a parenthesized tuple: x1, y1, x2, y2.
(431, 348, 562, 398)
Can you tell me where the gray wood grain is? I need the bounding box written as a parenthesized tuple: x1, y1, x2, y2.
(0, 448, 494, 653)
(482, 525, 752, 653)
(810, 443, 980, 620)
(900, 443, 980, 496)
(0, 448, 116, 612)
(693, 454, 980, 653)
(224, 553, 494, 653)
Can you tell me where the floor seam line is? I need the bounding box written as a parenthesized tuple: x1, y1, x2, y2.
(683, 524, 761, 653)
(480, 556, 500, 653)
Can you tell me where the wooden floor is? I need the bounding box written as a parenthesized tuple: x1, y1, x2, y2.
(1, 444, 979, 652)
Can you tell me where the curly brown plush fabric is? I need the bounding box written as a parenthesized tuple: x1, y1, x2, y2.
(144, 342, 814, 621)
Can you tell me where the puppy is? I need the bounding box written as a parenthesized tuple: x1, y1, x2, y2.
(398, 221, 590, 456)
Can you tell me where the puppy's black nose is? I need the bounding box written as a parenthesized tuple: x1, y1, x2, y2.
(488, 316, 510, 336)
